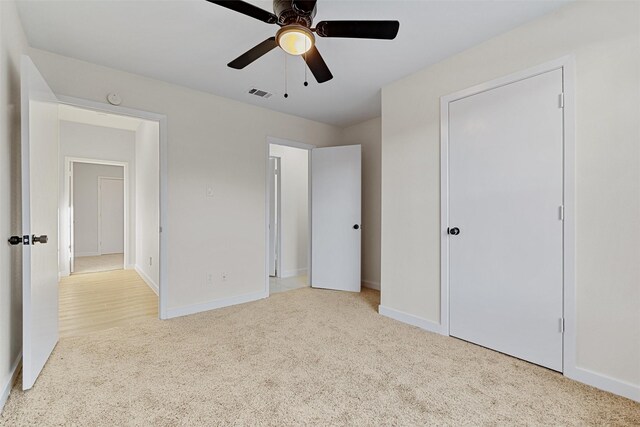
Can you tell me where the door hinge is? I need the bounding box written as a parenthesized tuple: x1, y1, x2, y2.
(559, 205, 564, 221)
(559, 317, 565, 333)
(558, 93, 565, 108)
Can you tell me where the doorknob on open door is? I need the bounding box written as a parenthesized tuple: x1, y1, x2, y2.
(353, 224, 360, 230)
(8, 236, 22, 245)
(32, 235, 48, 244)
(448, 227, 460, 236)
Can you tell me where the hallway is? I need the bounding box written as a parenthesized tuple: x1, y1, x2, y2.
(59, 269, 157, 338)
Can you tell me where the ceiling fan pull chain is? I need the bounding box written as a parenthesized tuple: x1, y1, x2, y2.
(284, 53, 289, 98)
(303, 38, 309, 87)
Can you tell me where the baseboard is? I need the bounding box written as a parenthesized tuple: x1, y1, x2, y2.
(1, 352, 22, 414)
(362, 280, 380, 291)
(166, 290, 268, 319)
(75, 251, 100, 257)
(135, 265, 159, 295)
(281, 268, 307, 278)
(564, 366, 640, 402)
(125, 264, 135, 270)
(378, 305, 443, 334)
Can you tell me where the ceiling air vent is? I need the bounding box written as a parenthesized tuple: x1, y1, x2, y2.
(248, 88, 273, 99)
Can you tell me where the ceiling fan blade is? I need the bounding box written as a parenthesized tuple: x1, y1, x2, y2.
(292, 0, 317, 15)
(228, 37, 278, 69)
(315, 20, 400, 39)
(303, 46, 333, 83)
(206, 0, 278, 25)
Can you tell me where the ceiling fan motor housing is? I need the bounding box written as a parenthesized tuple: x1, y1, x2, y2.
(274, 0, 316, 27)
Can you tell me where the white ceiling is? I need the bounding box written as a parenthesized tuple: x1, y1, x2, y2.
(17, 0, 570, 127)
(59, 104, 143, 131)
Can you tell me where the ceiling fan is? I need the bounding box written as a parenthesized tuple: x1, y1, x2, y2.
(207, 0, 400, 83)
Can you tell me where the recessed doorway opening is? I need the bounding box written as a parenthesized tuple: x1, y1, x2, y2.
(267, 141, 310, 295)
(58, 104, 161, 338)
(69, 161, 126, 275)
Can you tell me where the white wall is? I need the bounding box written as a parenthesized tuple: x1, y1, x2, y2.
(380, 1, 640, 397)
(135, 120, 160, 293)
(269, 144, 308, 278)
(341, 118, 381, 290)
(73, 163, 124, 256)
(28, 48, 343, 315)
(58, 121, 136, 275)
(0, 0, 27, 411)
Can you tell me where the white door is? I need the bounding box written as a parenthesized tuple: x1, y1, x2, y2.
(99, 177, 124, 255)
(21, 55, 59, 390)
(268, 157, 278, 277)
(311, 145, 361, 292)
(448, 69, 564, 371)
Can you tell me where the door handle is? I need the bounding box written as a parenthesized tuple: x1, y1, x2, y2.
(8, 236, 22, 245)
(448, 227, 460, 236)
(32, 234, 48, 244)
(353, 224, 360, 230)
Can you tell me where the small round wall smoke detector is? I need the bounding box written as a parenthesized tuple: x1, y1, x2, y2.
(107, 93, 122, 106)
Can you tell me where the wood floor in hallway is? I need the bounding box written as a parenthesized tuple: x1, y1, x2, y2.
(59, 269, 158, 338)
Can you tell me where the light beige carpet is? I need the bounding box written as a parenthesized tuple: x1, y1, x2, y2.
(73, 253, 124, 274)
(1, 288, 638, 425)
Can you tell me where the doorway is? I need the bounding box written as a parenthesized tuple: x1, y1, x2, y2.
(268, 156, 281, 278)
(440, 58, 576, 373)
(20, 56, 169, 389)
(69, 161, 126, 274)
(58, 105, 161, 338)
(265, 137, 363, 296)
(267, 143, 309, 294)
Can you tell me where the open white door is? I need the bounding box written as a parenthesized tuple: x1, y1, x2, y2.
(21, 56, 59, 390)
(311, 145, 361, 292)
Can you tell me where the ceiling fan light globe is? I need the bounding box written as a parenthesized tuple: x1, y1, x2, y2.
(276, 26, 314, 56)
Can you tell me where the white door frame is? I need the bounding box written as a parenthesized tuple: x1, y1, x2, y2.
(268, 156, 282, 278)
(97, 176, 125, 256)
(65, 158, 128, 267)
(264, 136, 315, 296)
(440, 56, 576, 372)
(57, 95, 169, 320)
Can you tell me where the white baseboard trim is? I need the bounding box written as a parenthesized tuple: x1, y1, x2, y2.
(75, 251, 100, 257)
(1, 352, 22, 414)
(381, 308, 639, 402)
(378, 305, 443, 334)
(280, 268, 307, 279)
(135, 265, 159, 295)
(166, 290, 268, 319)
(125, 264, 135, 271)
(565, 366, 640, 402)
(362, 280, 380, 290)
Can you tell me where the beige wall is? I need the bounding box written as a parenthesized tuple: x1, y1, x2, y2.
(0, 0, 27, 407)
(135, 120, 160, 291)
(341, 118, 381, 289)
(27, 48, 343, 314)
(381, 0, 640, 390)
